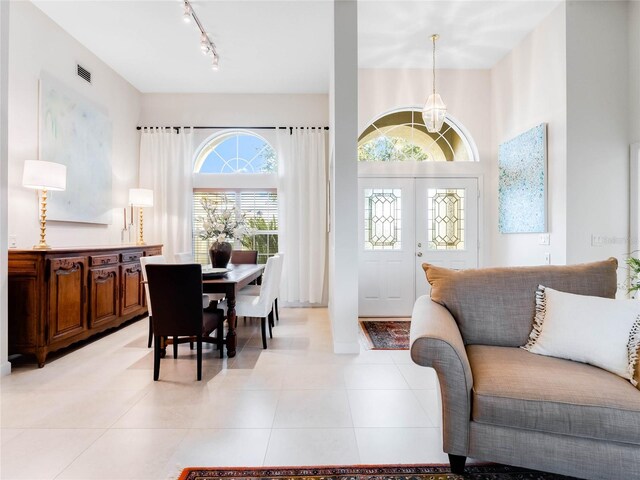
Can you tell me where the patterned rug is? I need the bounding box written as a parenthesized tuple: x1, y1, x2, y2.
(178, 464, 577, 480)
(360, 320, 410, 349)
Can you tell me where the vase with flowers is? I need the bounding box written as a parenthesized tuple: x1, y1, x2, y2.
(197, 197, 253, 268)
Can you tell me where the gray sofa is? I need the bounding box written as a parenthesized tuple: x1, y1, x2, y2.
(410, 258, 640, 480)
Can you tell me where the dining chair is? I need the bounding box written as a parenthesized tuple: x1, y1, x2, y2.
(241, 253, 284, 322)
(140, 255, 166, 348)
(175, 251, 225, 304)
(231, 250, 258, 264)
(225, 255, 278, 349)
(145, 263, 225, 381)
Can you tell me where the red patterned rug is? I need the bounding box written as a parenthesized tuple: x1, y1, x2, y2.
(360, 320, 410, 350)
(179, 464, 578, 480)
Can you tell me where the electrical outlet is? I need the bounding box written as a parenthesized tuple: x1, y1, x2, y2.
(8, 235, 17, 248)
(538, 233, 550, 245)
(544, 252, 551, 265)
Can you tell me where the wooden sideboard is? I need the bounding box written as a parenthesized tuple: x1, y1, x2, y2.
(8, 244, 163, 367)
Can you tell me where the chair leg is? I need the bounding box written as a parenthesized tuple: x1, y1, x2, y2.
(261, 317, 267, 349)
(190, 340, 194, 350)
(148, 316, 153, 348)
(153, 335, 161, 381)
(268, 309, 274, 339)
(217, 324, 224, 359)
(173, 336, 178, 359)
(275, 298, 279, 322)
(448, 454, 466, 474)
(196, 335, 202, 381)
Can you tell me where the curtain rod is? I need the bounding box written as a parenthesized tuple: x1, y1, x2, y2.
(136, 126, 330, 133)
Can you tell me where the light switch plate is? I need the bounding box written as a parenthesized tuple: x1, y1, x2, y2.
(8, 235, 17, 248)
(544, 252, 551, 265)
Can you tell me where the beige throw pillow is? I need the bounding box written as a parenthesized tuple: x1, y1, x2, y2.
(523, 286, 640, 387)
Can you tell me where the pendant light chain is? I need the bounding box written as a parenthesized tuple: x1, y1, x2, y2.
(432, 35, 436, 95)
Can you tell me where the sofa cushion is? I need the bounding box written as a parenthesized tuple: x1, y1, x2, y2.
(468, 345, 640, 445)
(423, 258, 618, 346)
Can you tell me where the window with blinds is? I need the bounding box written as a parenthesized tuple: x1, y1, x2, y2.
(192, 190, 278, 265)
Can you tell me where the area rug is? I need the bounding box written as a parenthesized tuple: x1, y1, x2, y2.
(360, 320, 410, 349)
(178, 464, 578, 480)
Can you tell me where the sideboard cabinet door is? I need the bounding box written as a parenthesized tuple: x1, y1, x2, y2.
(89, 266, 120, 327)
(120, 263, 143, 316)
(48, 257, 88, 342)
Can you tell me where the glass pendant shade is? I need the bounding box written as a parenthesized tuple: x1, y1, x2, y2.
(422, 93, 447, 133)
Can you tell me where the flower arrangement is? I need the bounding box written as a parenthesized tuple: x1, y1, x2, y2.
(627, 254, 640, 297)
(196, 196, 252, 244)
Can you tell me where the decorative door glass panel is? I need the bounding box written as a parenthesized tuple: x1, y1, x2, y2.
(364, 188, 402, 250)
(427, 188, 465, 250)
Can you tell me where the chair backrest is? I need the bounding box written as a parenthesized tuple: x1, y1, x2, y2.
(231, 250, 258, 264)
(258, 255, 280, 306)
(145, 264, 204, 337)
(271, 253, 284, 299)
(140, 255, 167, 316)
(174, 252, 193, 263)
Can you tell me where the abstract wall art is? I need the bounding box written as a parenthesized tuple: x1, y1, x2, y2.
(39, 72, 113, 224)
(498, 123, 547, 234)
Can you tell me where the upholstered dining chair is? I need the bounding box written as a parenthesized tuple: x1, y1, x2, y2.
(145, 263, 225, 381)
(174, 251, 225, 304)
(140, 255, 166, 348)
(225, 254, 279, 349)
(230, 249, 258, 264)
(241, 253, 284, 322)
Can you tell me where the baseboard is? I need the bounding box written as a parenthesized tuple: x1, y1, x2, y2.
(0, 360, 11, 377)
(333, 340, 360, 354)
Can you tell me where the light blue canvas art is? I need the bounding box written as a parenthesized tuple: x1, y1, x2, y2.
(498, 124, 547, 233)
(40, 72, 113, 224)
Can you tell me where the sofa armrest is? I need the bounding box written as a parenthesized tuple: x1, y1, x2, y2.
(410, 295, 473, 456)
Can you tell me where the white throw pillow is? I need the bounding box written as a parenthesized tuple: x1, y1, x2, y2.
(522, 286, 640, 386)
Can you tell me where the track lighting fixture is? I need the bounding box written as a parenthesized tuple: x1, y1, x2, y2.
(181, 0, 220, 71)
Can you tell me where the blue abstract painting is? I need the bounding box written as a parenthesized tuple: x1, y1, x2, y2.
(498, 124, 547, 233)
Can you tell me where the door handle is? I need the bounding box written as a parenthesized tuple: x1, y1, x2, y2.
(416, 252, 423, 257)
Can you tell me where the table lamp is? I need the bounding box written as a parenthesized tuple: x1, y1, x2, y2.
(129, 188, 153, 245)
(22, 160, 67, 250)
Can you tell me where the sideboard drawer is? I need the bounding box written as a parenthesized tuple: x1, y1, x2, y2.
(90, 254, 119, 266)
(120, 251, 143, 263)
(144, 248, 162, 257)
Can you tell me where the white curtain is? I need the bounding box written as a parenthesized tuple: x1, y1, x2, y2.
(276, 128, 328, 304)
(138, 127, 194, 260)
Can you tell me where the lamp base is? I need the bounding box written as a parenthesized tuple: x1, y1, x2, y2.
(33, 244, 51, 250)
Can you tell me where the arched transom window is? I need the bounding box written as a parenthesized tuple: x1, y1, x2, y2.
(358, 110, 475, 163)
(194, 131, 277, 174)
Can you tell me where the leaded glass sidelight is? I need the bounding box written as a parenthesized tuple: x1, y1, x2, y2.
(364, 188, 402, 250)
(427, 188, 465, 250)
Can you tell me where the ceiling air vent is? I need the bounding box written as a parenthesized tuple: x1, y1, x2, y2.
(77, 64, 91, 84)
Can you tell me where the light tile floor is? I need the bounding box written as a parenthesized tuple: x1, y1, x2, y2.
(0, 308, 449, 480)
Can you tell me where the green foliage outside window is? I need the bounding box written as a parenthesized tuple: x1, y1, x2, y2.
(358, 136, 429, 163)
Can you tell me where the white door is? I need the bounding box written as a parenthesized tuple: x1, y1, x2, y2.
(414, 178, 479, 299)
(358, 178, 416, 316)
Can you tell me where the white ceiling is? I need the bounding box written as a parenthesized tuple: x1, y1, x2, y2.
(358, 1, 561, 69)
(32, 0, 561, 94)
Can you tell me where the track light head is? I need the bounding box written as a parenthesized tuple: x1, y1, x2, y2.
(211, 56, 219, 71)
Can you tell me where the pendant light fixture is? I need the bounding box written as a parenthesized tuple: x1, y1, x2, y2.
(422, 34, 447, 133)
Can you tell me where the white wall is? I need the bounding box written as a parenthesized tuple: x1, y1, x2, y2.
(1, 0, 10, 376)
(358, 68, 492, 266)
(490, 5, 567, 267)
(140, 93, 329, 150)
(631, 1, 640, 146)
(566, 1, 630, 278)
(8, 2, 141, 249)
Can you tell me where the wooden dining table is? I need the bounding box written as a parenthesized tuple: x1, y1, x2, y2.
(202, 263, 265, 357)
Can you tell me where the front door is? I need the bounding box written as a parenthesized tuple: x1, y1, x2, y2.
(358, 178, 416, 317)
(358, 177, 479, 317)
(414, 178, 479, 299)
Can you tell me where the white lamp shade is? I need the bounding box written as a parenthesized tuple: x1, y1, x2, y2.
(129, 188, 154, 207)
(22, 160, 66, 191)
(422, 93, 447, 133)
